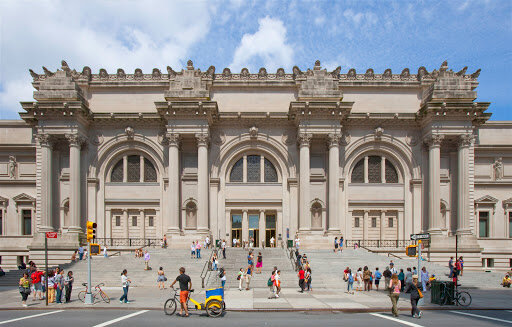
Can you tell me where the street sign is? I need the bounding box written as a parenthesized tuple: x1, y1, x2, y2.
(410, 233, 430, 241)
(45, 232, 58, 239)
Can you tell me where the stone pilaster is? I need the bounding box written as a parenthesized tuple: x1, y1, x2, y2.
(66, 134, 85, 233)
(298, 133, 312, 231)
(259, 209, 266, 247)
(242, 209, 248, 244)
(36, 134, 54, 232)
(196, 133, 209, 233)
(327, 133, 340, 232)
(457, 134, 474, 235)
(425, 134, 444, 234)
(166, 133, 180, 235)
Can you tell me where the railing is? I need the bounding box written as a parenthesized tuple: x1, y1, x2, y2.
(93, 238, 161, 247)
(201, 248, 217, 288)
(345, 239, 415, 248)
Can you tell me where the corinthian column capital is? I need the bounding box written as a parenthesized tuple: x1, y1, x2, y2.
(65, 133, 86, 147)
(297, 133, 312, 147)
(327, 133, 341, 148)
(424, 134, 444, 148)
(458, 134, 475, 148)
(166, 132, 181, 147)
(36, 133, 54, 148)
(195, 133, 209, 147)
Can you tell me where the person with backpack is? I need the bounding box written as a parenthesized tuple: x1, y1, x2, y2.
(31, 269, 44, 301)
(19, 272, 31, 307)
(374, 267, 382, 291)
(218, 267, 226, 288)
(274, 270, 281, 298)
(346, 269, 354, 294)
(405, 275, 423, 318)
(298, 267, 305, 293)
(383, 266, 392, 291)
(389, 274, 401, 317)
(363, 266, 371, 291)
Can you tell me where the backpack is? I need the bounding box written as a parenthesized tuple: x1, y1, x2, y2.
(267, 277, 273, 287)
(348, 274, 354, 283)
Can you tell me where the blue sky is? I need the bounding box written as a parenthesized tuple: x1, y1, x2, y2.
(0, 0, 510, 120)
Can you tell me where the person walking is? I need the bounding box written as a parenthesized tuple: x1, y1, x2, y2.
(196, 241, 202, 259)
(356, 267, 364, 291)
(211, 252, 218, 271)
(363, 266, 371, 291)
(270, 236, 275, 248)
(398, 269, 405, 292)
(404, 267, 413, 292)
(274, 270, 281, 298)
(237, 268, 244, 291)
(78, 246, 84, 261)
(420, 267, 429, 291)
(448, 256, 454, 278)
(298, 266, 305, 293)
(390, 262, 398, 275)
(157, 267, 167, 290)
(222, 240, 226, 259)
(190, 242, 196, 259)
(333, 237, 339, 253)
(119, 269, 131, 304)
(294, 236, 300, 249)
(19, 272, 31, 307)
(256, 252, 263, 274)
(405, 275, 422, 318)
(346, 269, 354, 294)
(268, 267, 277, 298)
(374, 267, 382, 291)
(47, 270, 56, 303)
(55, 269, 64, 304)
(64, 271, 74, 303)
(339, 236, 344, 253)
(219, 267, 226, 288)
(103, 246, 108, 258)
(144, 251, 151, 270)
(245, 264, 253, 290)
(383, 267, 392, 291)
(389, 274, 401, 317)
(170, 267, 192, 317)
(30, 269, 44, 301)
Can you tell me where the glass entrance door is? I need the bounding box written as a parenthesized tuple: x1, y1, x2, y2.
(265, 214, 276, 247)
(231, 214, 242, 247)
(249, 214, 259, 247)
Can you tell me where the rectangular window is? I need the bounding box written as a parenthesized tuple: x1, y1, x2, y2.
(22, 209, 31, 235)
(249, 214, 259, 229)
(510, 258, 512, 268)
(115, 216, 121, 227)
(487, 258, 494, 268)
(371, 217, 377, 228)
(388, 217, 394, 228)
(132, 216, 137, 227)
(232, 214, 242, 229)
(354, 217, 360, 228)
(479, 211, 489, 237)
(148, 216, 154, 227)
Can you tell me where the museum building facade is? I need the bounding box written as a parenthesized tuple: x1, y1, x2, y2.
(0, 60, 511, 270)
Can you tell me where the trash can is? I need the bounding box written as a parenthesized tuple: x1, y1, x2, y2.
(431, 280, 455, 305)
(215, 239, 221, 248)
(287, 239, 293, 248)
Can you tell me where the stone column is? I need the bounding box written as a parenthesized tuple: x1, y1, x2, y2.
(225, 210, 231, 244)
(380, 210, 386, 240)
(457, 134, 474, 235)
(66, 134, 84, 233)
(123, 209, 129, 239)
(242, 210, 248, 244)
(259, 209, 266, 247)
(37, 134, 54, 232)
(381, 157, 386, 183)
(298, 133, 312, 231)
(277, 210, 283, 247)
(166, 133, 180, 234)
(105, 209, 111, 239)
(328, 134, 340, 232)
(426, 135, 443, 233)
(196, 133, 209, 233)
(364, 156, 369, 183)
(140, 209, 146, 239)
(363, 210, 369, 240)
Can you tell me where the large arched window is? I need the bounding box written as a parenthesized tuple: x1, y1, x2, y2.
(350, 155, 399, 184)
(110, 155, 158, 183)
(229, 154, 278, 183)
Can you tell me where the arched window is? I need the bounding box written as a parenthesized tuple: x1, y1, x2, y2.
(350, 155, 399, 184)
(110, 155, 158, 183)
(229, 155, 279, 183)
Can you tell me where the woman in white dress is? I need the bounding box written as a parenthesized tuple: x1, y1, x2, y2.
(356, 267, 364, 291)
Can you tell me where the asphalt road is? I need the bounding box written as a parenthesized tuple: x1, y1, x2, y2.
(0, 309, 510, 326)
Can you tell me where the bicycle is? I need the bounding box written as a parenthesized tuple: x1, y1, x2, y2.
(440, 282, 472, 306)
(78, 282, 110, 303)
(164, 287, 225, 318)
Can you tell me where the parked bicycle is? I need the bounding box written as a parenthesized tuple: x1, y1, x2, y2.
(78, 282, 110, 303)
(440, 282, 472, 306)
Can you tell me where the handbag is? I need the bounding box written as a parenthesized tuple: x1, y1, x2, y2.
(418, 287, 423, 298)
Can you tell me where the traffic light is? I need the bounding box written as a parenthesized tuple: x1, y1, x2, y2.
(86, 221, 97, 242)
(406, 245, 417, 257)
(90, 244, 101, 255)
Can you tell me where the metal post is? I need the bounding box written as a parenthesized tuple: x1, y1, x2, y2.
(417, 240, 422, 284)
(45, 236, 48, 306)
(85, 242, 93, 304)
(455, 234, 458, 291)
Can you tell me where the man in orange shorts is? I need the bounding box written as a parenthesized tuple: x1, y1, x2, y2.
(170, 267, 192, 317)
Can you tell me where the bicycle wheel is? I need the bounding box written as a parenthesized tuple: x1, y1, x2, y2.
(100, 290, 110, 303)
(164, 298, 177, 315)
(457, 291, 472, 307)
(78, 291, 86, 303)
(206, 299, 223, 318)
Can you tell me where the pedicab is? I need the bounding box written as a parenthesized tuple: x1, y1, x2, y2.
(164, 287, 225, 317)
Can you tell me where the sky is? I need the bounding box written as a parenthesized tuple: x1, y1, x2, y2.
(0, 0, 510, 120)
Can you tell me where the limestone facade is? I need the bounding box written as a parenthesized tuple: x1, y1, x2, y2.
(0, 60, 511, 270)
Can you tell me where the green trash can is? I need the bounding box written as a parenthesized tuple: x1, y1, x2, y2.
(215, 239, 221, 248)
(287, 239, 293, 248)
(431, 280, 455, 305)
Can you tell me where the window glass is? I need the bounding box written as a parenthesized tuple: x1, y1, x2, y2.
(232, 214, 242, 229)
(132, 216, 137, 227)
(115, 216, 121, 227)
(354, 217, 360, 228)
(148, 216, 154, 227)
(388, 217, 394, 228)
(265, 215, 276, 229)
(385, 160, 398, 183)
(144, 158, 157, 182)
(264, 158, 278, 182)
(371, 217, 377, 228)
(351, 159, 364, 183)
(487, 258, 494, 267)
(127, 155, 140, 182)
(230, 158, 243, 182)
(368, 156, 381, 183)
(247, 155, 261, 182)
(249, 214, 259, 229)
(111, 159, 123, 182)
(479, 211, 489, 237)
(22, 209, 31, 235)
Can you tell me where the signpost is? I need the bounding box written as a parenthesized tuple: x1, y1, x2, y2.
(44, 232, 57, 306)
(409, 233, 430, 284)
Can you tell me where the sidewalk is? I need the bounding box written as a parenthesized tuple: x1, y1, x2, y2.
(0, 286, 510, 311)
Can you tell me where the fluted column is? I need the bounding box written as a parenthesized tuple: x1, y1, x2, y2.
(380, 210, 386, 240)
(328, 134, 340, 232)
(457, 134, 474, 235)
(426, 134, 444, 233)
(196, 133, 209, 232)
(298, 133, 312, 231)
(66, 134, 84, 233)
(166, 133, 180, 234)
(123, 209, 129, 238)
(37, 134, 54, 232)
(140, 209, 146, 239)
(363, 210, 369, 240)
(259, 209, 266, 247)
(242, 210, 248, 244)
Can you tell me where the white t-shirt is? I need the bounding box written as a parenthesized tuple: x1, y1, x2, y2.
(270, 237, 275, 244)
(191, 244, 195, 251)
(295, 238, 300, 246)
(121, 275, 129, 287)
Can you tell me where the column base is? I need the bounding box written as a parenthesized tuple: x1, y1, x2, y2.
(66, 226, 82, 233)
(428, 228, 444, 236)
(38, 226, 55, 233)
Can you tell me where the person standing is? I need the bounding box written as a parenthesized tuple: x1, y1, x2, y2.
(245, 264, 253, 290)
(404, 267, 413, 292)
(398, 269, 405, 292)
(268, 267, 277, 298)
(219, 267, 226, 288)
(55, 269, 64, 304)
(256, 252, 263, 274)
(47, 270, 56, 303)
(459, 256, 464, 276)
(64, 271, 74, 303)
(346, 269, 354, 294)
(31, 269, 44, 301)
(420, 267, 429, 291)
(305, 267, 312, 291)
(339, 236, 344, 253)
(298, 266, 305, 293)
(333, 237, 339, 253)
(119, 269, 131, 304)
(157, 267, 166, 290)
(448, 256, 454, 278)
(190, 242, 196, 259)
(390, 262, 398, 275)
(19, 272, 31, 307)
(222, 240, 226, 259)
(295, 236, 300, 249)
(196, 241, 202, 259)
(356, 267, 364, 291)
(144, 250, 151, 270)
(274, 270, 281, 298)
(389, 274, 401, 317)
(103, 246, 108, 258)
(383, 267, 392, 291)
(170, 267, 192, 317)
(270, 236, 275, 248)
(363, 266, 371, 291)
(374, 268, 382, 291)
(405, 275, 422, 318)
(237, 268, 245, 291)
(78, 245, 84, 261)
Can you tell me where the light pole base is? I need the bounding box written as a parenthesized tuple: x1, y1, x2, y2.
(85, 293, 94, 304)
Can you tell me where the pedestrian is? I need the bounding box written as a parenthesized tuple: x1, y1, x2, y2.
(245, 264, 253, 290)
(237, 268, 244, 291)
(55, 269, 64, 304)
(305, 267, 312, 291)
(390, 262, 398, 275)
(78, 245, 84, 261)
(448, 256, 454, 278)
(196, 240, 202, 259)
(119, 269, 131, 304)
(502, 274, 511, 288)
(363, 266, 371, 291)
(374, 267, 382, 291)
(459, 256, 464, 276)
(222, 239, 226, 259)
(398, 269, 405, 292)
(368, 268, 373, 291)
(190, 241, 196, 259)
(270, 236, 275, 248)
(103, 246, 108, 258)
(144, 250, 151, 270)
(64, 271, 74, 303)
(298, 266, 305, 292)
(71, 251, 77, 262)
(383, 267, 391, 291)
(420, 267, 429, 291)
(413, 266, 417, 275)
(205, 236, 210, 249)
(163, 235, 168, 248)
(295, 236, 300, 249)
(356, 267, 364, 291)
(211, 252, 218, 271)
(256, 252, 263, 274)
(47, 270, 56, 303)
(274, 270, 281, 297)
(30, 269, 44, 301)
(19, 272, 31, 307)
(157, 267, 167, 290)
(389, 273, 401, 317)
(404, 267, 413, 292)
(405, 275, 422, 318)
(268, 267, 277, 298)
(170, 267, 192, 317)
(346, 269, 354, 294)
(232, 237, 237, 248)
(219, 267, 226, 288)
(339, 236, 344, 253)
(247, 251, 254, 265)
(333, 237, 338, 253)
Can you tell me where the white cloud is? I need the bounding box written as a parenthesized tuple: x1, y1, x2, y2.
(229, 16, 294, 72)
(314, 16, 325, 26)
(343, 9, 378, 26)
(0, 0, 215, 118)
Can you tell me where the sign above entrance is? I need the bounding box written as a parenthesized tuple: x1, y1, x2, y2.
(410, 233, 430, 241)
(45, 232, 58, 239)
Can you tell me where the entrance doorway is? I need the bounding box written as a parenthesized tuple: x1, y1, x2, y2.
(249, 214, 259, 247)
(231, 214, 242, 247)
(265, 214, 276, 247)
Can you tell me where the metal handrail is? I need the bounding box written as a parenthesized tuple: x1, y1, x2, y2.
(201, 249, 217, 288)
(93, 238, 161, 247)
(345, 239, 415, 248)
